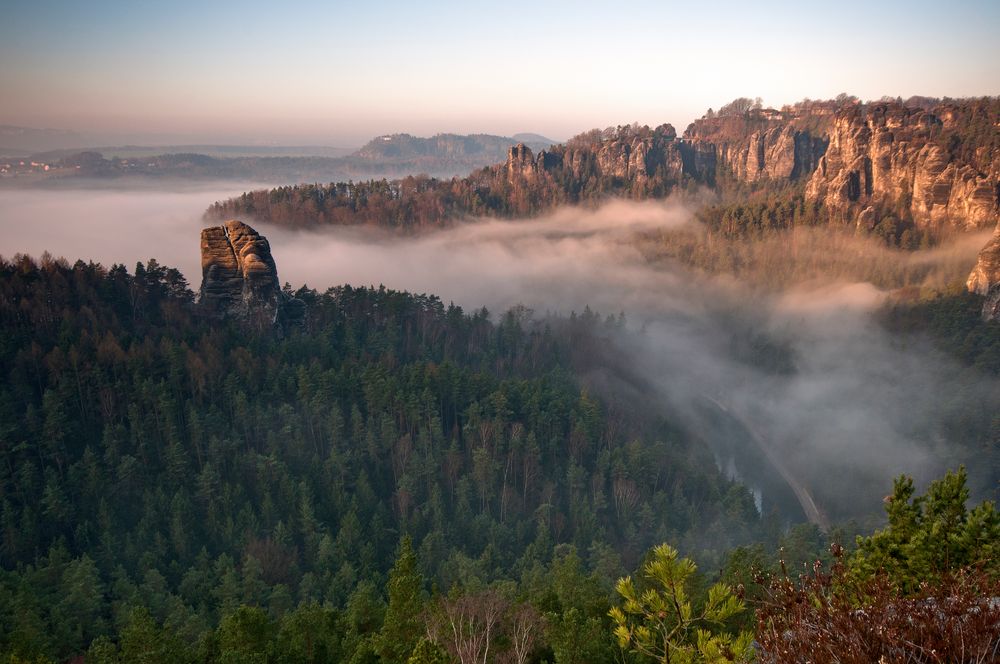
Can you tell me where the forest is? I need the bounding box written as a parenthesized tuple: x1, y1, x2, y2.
(0, 252, 997, 662)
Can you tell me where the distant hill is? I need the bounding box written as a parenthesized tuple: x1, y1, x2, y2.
(32, 144, 355, 160)
(3, 132, 558, 185)
(354, 132, 554, 160)
(513, 132, 559, 146)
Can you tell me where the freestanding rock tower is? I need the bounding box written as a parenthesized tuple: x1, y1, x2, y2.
(198, 220, 304, 331)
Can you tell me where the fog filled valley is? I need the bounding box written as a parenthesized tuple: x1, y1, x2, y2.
(2, 104, 1000, 662)
(4, 186, 996, 527)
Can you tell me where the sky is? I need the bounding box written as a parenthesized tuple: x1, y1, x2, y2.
(2, 0, 999, 147)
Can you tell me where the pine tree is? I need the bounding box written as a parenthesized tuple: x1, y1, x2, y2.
(849, 467, 1000, 592)
(609, 543, 753, 664)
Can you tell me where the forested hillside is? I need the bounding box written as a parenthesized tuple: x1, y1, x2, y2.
(1, 245, 997, 661)
(0, 255, 768, 662)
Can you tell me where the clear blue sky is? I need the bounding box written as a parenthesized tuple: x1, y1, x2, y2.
(2, 0, 998, 146)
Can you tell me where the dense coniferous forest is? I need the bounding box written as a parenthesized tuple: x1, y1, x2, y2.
(4, 95, 1000, 662)
(0, 255, 770, 662)
(1, 243, 998, 660)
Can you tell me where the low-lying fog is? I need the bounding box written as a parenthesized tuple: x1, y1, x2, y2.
(2, 186, 995, 526)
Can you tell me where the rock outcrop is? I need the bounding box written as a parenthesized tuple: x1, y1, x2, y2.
(594, 125, 680, 184)
(207, 98, 998, 237)
(503, 124, 684, 191)
(506, 143, 539, 181)
(199, 220, 304, 331)
(681, 114, 828, 183)
(967, 226, 1000, 321)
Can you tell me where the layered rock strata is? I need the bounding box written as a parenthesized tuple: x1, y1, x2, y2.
(199, 220, 304, 331)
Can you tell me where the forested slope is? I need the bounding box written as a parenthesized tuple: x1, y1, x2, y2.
(0, 255, 765, 661)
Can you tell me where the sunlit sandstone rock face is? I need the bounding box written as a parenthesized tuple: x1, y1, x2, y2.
(500, 102, 998, 235)
(678, 103, 998, 232)
(804, 106, 999, 232)
(199, 219, 304, 330)
(967, 226, 1000, 321)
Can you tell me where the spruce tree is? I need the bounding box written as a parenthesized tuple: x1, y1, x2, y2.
(375, 536, 425, 664)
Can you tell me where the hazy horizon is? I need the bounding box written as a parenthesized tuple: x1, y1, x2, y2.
(3, 0, 998, 148)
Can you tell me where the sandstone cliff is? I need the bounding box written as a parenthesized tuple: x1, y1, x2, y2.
(678, 101, 999, 234)
(501, 124, 684, 196)
(207, 98, 998, 237)
(804, 104, 999, 232)
(501, 100, 996, 236)
(681, 113, 828, 183)
(967, 225, 1000, 321)
(199, 220, 304, 330)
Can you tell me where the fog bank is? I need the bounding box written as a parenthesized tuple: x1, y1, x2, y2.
(0, 183, 264, 281)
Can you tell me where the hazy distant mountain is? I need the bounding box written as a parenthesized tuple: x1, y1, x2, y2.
(353, 132, 554, 160)
(0, 125, 358, 156)
(512, 132, 559, 146)
(2, 131, 558, 185)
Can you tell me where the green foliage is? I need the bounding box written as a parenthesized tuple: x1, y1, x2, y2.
(530, 547, 617, 664)
(609, 544, 753, 663)
(756, 468, 1000, 661)
(694, 193, 822, 240)
(118, 607, 195, 664)
(849, 467, 1000, 592)
(375, 536, 425, 664)
(1, 655, 55, 664)
(756, 544, 1000, 662)
(274, 603, 343, 664)
(84, 636, 118, 664)
(405, 638, 450, 664)
(0, 255, 762, 660)
(217, 606, 275, 664)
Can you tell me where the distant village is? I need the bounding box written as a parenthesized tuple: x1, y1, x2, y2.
(0, 158, 56, 177)
(0, 151, 191, 180)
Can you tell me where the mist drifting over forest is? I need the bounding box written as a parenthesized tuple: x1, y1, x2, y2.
(3, 0, 999, 657)
(3, 187, 995, 526)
